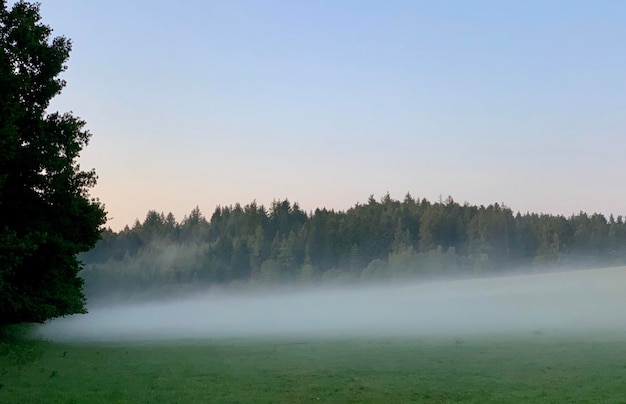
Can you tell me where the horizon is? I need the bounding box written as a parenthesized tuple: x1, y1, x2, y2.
(109, 192, 622, 232)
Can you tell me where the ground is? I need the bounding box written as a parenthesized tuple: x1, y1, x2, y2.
(2, 332, 626, 403)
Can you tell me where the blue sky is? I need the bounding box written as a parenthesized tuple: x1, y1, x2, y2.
(32, 1, 626, 229)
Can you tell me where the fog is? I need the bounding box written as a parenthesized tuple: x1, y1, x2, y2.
(37, 267, 626, 341)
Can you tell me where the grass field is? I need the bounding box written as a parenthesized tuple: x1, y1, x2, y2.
(2, 332, 626, 403)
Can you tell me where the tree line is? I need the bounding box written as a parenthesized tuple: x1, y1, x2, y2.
(80, 194, 626, 301)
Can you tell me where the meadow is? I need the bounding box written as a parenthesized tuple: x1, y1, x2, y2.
(2, 332, 626, 403)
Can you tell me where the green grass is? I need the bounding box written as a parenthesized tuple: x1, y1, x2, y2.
(2, 332, 626, 403)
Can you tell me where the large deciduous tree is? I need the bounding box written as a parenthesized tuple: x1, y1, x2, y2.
(0, 1, 106, 325)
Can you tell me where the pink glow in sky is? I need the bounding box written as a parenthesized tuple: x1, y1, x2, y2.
(33, 1, 625, 230)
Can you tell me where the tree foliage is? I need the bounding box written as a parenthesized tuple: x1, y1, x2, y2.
(81, 196, 626, 301)
(0, 1, 106, 325)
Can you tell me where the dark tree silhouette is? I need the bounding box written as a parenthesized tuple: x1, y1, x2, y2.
(0, 1, 106, 325)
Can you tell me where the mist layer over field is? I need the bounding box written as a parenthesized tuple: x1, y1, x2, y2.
(37, 267, 626, 341)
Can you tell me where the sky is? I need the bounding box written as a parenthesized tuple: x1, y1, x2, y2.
(30, 1, 626, 230)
